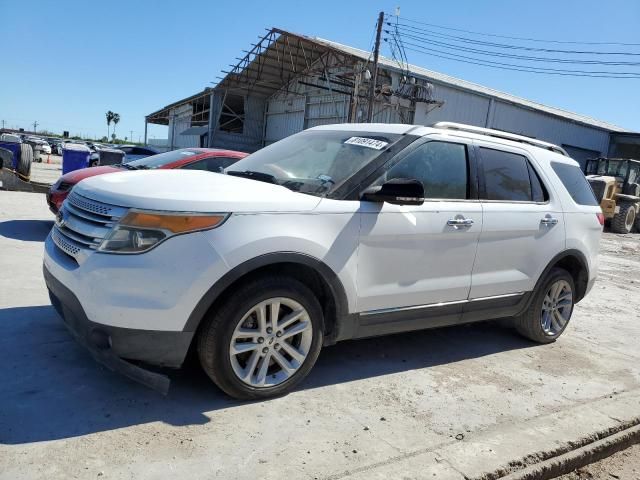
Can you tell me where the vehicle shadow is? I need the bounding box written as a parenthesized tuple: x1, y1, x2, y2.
(0, 220, 53, 242)
(0, 304, 534, 445)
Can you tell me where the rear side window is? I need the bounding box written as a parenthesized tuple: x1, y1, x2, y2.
(551, 162, 599, 206)
(480, 148, 535, 201)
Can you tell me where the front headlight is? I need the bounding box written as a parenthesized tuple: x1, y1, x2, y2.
(98, 210, 228, 254)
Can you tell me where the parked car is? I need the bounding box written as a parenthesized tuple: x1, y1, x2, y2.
(112, 144, 159, 162)
(39, 141, 52, 155)
(46, 148, 247, 213)
(51, 140, 63, 155)
(44, 122, 603, 399)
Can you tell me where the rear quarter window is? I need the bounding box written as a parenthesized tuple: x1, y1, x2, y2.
(551, 162, 599, 206)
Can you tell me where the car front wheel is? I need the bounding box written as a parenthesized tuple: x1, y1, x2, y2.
(197, 276, 324, 400)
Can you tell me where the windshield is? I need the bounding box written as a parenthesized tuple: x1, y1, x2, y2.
(125, 149, 200, 169)
(604, 159, 629, 178)
(226, 130, 403, 196)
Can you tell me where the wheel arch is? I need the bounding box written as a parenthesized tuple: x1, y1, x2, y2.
(183, 252, 350, 345)
(535, 249, 590, 303)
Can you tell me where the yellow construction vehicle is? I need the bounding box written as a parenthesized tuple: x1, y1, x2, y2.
(585, 157, 640, 234)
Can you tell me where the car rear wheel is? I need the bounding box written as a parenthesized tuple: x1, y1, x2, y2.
(514, 268, 575, 344)
(197, 276, 324, 400)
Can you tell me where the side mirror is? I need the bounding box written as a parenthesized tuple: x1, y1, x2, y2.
(361, 178, 425, 205)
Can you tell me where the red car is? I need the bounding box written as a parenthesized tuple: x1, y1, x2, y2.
(47, 148, 247, 213)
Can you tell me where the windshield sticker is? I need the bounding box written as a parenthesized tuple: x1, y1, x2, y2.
(344, 137, 388, 150)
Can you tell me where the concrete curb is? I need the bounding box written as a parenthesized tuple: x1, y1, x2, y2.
(337, 390, 640, 480)
(498, 421, 640, 480)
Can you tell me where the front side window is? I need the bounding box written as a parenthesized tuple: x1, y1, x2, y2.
(374, 141, 468, 199)
(226, 130, 403, 196)
(480, 148, 534, 202)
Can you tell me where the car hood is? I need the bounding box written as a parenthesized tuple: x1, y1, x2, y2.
(60, 165, 121, 184)
(73, 170, 322, 213)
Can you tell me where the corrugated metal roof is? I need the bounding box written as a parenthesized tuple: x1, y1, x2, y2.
(311, 37, 631, 133)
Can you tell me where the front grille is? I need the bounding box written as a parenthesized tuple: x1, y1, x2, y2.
(52, 191, 128, 259)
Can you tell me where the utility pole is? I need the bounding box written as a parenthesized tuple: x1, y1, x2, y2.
(1, 119, 5, 130)
(130, 130, 133, 143)
(33, 121, 39, 133)
(366, 11, 384, 123)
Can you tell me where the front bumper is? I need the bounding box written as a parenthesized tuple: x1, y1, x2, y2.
(44, 265, 195, 394)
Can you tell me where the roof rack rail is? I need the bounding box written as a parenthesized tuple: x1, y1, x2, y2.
(432, 122, 568, 156)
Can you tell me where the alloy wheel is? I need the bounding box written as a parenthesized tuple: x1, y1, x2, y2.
(229, 297, 313, 387)
(540, 279, 573, 336)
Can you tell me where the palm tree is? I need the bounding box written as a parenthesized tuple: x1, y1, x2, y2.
(112, 113, 120, 139)
(105, 111, 114, 139)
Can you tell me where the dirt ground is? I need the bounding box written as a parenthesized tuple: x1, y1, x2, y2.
(559, 443, 640, 479)
(30, 154, 62, 185)
(1, 191, 639, 480)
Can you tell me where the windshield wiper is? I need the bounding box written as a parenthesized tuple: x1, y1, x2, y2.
(117, 163, 138, 170)
(227, 170, 278, 184)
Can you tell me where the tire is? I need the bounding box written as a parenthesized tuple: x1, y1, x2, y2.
(17, 144, 33, 180)
(0, 147, 12, 170)
(514, 267, 575, 344)
(197, 276, 324, 400)
(611, 202, 636, 234)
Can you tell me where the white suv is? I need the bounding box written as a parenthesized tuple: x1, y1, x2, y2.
(43, 122, 603, 399)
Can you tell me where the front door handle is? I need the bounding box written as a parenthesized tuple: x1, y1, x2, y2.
(447, 218, 474, 227)
(541, 217, 558, 226)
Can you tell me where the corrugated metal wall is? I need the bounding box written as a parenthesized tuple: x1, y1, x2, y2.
(489, 101, 610, 154)
(207, 59, 611, 157)
(305, 94, 350, 128)
(413, 83, 610, 157)
(209, 93, 266, 153)
(263, 73, 412, 144)
(414, 84, 491, 126)
(265, 95, 306, 144)
(168, 104, 200, 149)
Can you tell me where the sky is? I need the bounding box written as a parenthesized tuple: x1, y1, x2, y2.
(1, 0, 639, 141)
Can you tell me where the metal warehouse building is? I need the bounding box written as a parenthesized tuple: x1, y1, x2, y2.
(145, 28, 639, 167)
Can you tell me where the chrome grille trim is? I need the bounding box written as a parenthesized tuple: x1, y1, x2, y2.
(52, 192, 128, 259)
(67, 192, 119, 217)
(51, 226, 81, 257)
(59, 211, 111, 242)
(64, 202, 117, 226)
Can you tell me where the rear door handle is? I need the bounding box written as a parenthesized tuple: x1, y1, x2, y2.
(541, 217, 558, 226)
(447, 218, 474, 227)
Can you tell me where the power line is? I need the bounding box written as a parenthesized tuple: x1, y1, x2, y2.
(385, 13, 640, 47)
(392, 22, 640, 56)
(389, 30, 640, 66)
(395, 41, 640, 78)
